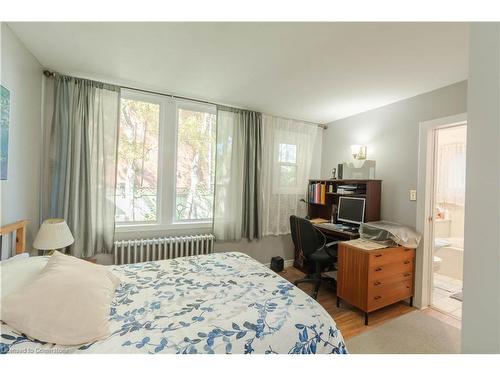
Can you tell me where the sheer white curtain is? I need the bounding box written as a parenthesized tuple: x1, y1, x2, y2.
(213, 110, 245, 240)
(261, 114, 320, 235)
(436, 142, 467, 206)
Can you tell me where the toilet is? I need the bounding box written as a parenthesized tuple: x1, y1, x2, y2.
(433, 238, 451, 272)
(433, 255, 442, 272)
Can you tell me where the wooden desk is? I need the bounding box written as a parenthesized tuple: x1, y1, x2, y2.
(337, 242, 415, 325)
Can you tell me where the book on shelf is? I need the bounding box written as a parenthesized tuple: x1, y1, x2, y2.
(308, 182, 326, 204)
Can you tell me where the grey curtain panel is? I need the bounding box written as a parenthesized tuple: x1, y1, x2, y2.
(241, 111, 262, 240)
(48, 75, 120, 258)
(213, 108, 263, 241)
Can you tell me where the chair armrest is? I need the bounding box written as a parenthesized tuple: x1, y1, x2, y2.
(324, 241, 339, 258)
(326, 241, 339, 248)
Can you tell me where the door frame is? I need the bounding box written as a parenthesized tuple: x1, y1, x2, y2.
(415, 113, 467, 309)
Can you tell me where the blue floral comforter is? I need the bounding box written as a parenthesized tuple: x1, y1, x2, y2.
(1, 252, 346, 354)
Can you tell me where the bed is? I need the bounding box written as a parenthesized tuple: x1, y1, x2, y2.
(0, 222, 347, 354)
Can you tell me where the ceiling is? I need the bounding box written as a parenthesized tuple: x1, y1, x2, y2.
(8, 22, 469, 123)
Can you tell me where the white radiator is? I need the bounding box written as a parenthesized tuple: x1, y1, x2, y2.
(113, 234, 215, 265)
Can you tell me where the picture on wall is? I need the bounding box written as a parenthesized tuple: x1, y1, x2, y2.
(1, 85, 10, 180)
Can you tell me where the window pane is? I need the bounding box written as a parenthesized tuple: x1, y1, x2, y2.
(279, 143, 297, 163)
(279, 165, 298, 187)
(115, 98, 160, 222)
(175, 108, 216, 221)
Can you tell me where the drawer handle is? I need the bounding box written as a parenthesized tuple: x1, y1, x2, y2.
(404, 272, 411, 277)
(405, 248, 411, 251)
(375, 267, 383, 272)
(375, 254, 382, 258)
(406, 286, 410, 289)
(404, 260, 411, 264)
(374, 296, 381, 300)
(374, 281, 382, 286)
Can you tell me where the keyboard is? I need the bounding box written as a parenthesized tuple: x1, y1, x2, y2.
(315, 223, 358, 232)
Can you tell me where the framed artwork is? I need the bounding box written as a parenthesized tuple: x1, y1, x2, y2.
(1, 85, 10, 180)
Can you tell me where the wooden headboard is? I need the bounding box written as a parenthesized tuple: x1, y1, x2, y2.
(0, 220, 28, 255)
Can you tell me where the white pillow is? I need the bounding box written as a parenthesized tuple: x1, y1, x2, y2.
(1, 253, 30, 263)
(0, 255, 49, 298)
(1, 251, 121, 345)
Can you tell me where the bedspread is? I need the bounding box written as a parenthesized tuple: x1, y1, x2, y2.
(0, 252, 346, 354)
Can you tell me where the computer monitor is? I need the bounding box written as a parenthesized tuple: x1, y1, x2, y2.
(337, 196, 366, 225)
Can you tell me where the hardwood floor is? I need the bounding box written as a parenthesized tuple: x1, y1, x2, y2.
(280, 266, 460, 340)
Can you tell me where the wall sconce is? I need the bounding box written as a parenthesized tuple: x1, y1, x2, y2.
(350, 145, 367, 160)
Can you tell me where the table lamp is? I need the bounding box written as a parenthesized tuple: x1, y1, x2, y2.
(33, 218, 74, 255)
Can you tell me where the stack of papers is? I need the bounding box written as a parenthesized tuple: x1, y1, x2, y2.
(344, 238, 388, 250)
(309, 218, 330, 224)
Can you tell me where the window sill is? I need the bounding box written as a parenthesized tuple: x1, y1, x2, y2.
(115, 221, 212, 234)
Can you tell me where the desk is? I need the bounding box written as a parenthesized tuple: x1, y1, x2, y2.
(313, 223, 359, 241)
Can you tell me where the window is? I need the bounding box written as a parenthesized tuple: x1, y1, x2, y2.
(115, 91, 216, 231)
(261, 115, 320, 236)
(116, 97, 160, 223)
(175, 107, 216, 222)
(272, 130, 309, 194)
(278, 143, 298, 187)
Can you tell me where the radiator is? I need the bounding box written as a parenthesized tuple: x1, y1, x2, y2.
(113, 234, 215, 265)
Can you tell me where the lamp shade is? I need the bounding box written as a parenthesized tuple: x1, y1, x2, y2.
(33, 219, 74, 250)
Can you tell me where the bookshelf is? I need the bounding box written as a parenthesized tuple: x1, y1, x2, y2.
(306, 179, 381, 223)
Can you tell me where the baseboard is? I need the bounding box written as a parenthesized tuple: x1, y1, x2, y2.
(263, 258, 294, 269)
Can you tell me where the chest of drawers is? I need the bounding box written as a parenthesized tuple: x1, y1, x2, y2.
(337, 242, 415, 325)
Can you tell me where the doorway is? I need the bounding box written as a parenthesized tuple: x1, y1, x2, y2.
(430, 124, 466, 319)
(416, 113, 467, 317)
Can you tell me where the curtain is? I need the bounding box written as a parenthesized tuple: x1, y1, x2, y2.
(241, 111, 262, 239)
(436, 142, 467, 206)
(48, 75, 120, 258)
(213, 108, 262, 241)
(261, 114, 320, 235)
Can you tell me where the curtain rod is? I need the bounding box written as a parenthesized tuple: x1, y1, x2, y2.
(43, 69, 327, 129)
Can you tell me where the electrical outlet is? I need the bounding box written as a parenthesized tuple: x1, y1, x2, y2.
(409, 189, 417, 201)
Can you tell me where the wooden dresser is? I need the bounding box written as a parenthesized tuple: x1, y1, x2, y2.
(337, 242, 415, 325)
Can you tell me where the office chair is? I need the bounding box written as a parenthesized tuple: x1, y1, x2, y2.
(289, 215, 338, 300)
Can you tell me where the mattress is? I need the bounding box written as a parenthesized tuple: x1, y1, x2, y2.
(0, 252, 346, 354)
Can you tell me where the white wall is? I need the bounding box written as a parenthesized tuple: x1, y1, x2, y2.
(0, 23, 43, 253)
(461, 23, 500, 354)
(321, 81, 467, 228)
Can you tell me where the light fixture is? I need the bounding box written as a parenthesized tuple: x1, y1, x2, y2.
(350, 145, 367, 160)
(33, 218, 74, 254)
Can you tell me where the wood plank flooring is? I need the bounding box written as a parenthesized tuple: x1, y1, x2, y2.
(280, 266, 460, 340)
